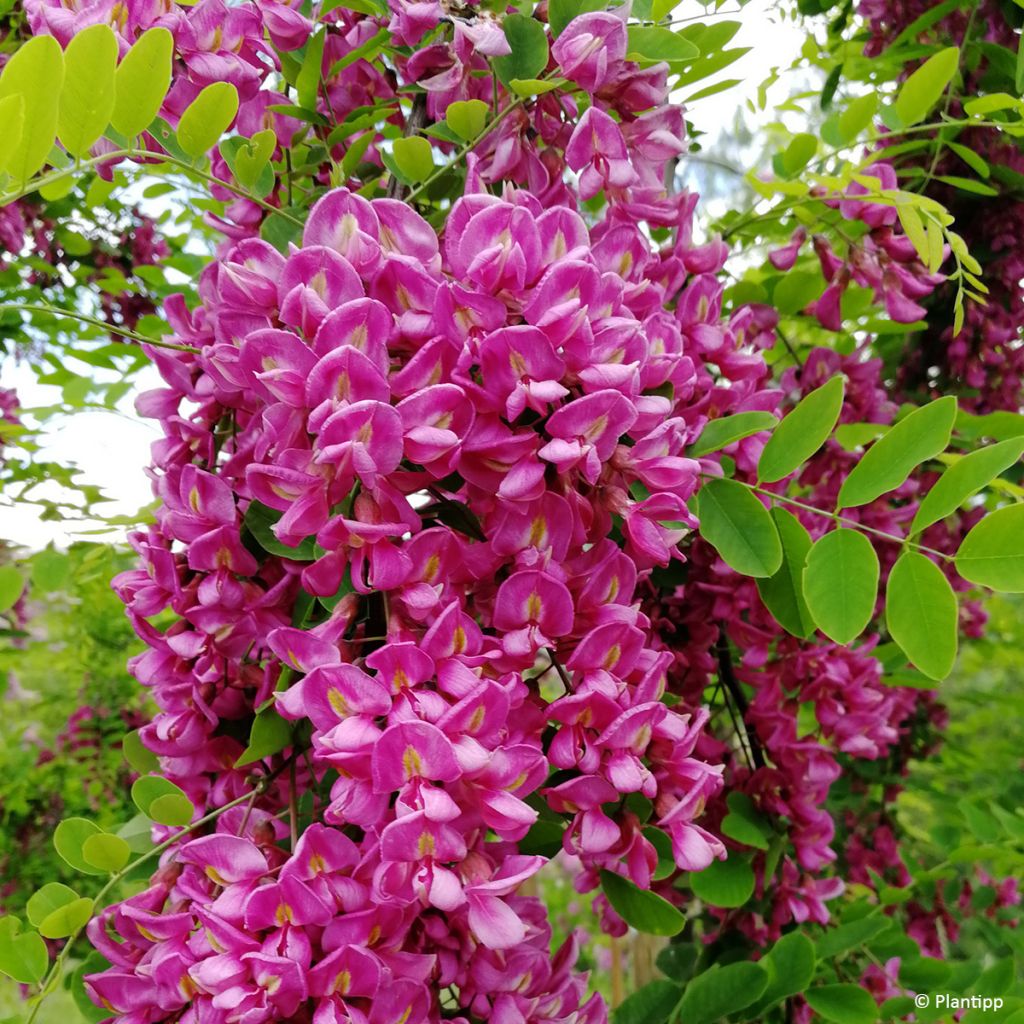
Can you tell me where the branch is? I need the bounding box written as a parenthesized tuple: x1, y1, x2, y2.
(715, 633, 765, 770)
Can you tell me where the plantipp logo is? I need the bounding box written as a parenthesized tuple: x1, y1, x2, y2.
(914, 994, 1005, 1012)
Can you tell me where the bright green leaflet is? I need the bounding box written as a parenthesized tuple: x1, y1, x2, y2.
(695, 478, 782, 578)
(177, 82, 240, 160)
(0, 918, 48, 984)
(838, 397, 957, 508)
(894, 46, 960, 127)
(37, 896, 94, 939)
(111, 27, 174, 138)
(756, 507, 815, 638)
(53, 817, 106, 876)
(0, 34, 64, 182)
(805, 984, 879, 1024)
(446, 100, 489, 141)
(57, 24, 118, 158)
(82, 833, 132, 872)
(758, 377, 845, 483)
(131, 775, 195, 826)
(955, 504, 1024, 592)
(393, 137, 435, 183)
(0, 93, 24, 173)
(625, 26, 699, 63)
(886, 551, 959, 681)
(26, 884, 78, 929)
(911, 436, 1024, 535)
(600, 870, 685, 936)
(803, 528, 879, 644)
(690, 411, 777, 457)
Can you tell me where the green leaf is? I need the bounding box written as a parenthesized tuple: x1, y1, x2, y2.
(886, 551, 958, 681)
(131, 776, 195, 826)
(758, 377, 845, 483)
(445, 99, 489, 141)
(625, 26, 700, 64)
(494, 14, 549, 86)
(656, 944, 698, 983)
(815, 915, 891, 959)
(839, 93, 878, 142)
(26, 884, 79, 929)
(913, 438, 1024, 536)
(805, 984, 878, 1024)
(117, 815, 156, 854)
(642, 827, 677, 881)
(678, 962, 769, 1024)
(509, 77, 563, 96)
(759, 932, 817, 1005)
(894, 46, 959, 127)
(0, 918, 48, 985)
(296, 28, 326, 112)
(612, 981, 681, 1024)
(690, 411, 777, 457)
(720, 792, 774, 850)
(222, 129, 277, 193)
(243, 500, 317, 560)
(772, 269, 824, 315)
(148, 794, 195, 828)
(82, 833, 132, 873)
(936, 175, 999, 196)
(235, 707, 292, 767)
(899, 957, 952, 990)
(122, 729, 159, 773)
(600, 870, 685, 936)
(756, 507, 815, 638)
(111, 27, 174, 138)
(804, 528, 879, 644)
(0, 34, 65, 182)
(0, 94, 25, 174)
(838, 397, 957, 508)
(948, 141, 991, 179)
(695, 478, 782, 578)
(177, 81, 239, 159)
(54, 817, 106, 876)
(689, 855, 755, 908)
(392, 136, 435, 183)
(0, 566, 23, 615)
(57, 24, 117, 157)
(780, 132, 817, 176)
(37, 897, 94, 939)
(955, 504, 1024, 591)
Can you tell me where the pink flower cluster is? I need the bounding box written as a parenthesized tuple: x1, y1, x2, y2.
(91, 49, 778, 1007)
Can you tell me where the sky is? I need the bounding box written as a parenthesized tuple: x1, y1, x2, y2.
(1, 0, 808, 552)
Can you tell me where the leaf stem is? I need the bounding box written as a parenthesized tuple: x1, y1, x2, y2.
(0, 303, 198, 353)
(741, 480, 953, 562)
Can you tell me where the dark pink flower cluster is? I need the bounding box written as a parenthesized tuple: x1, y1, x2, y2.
(91, 69, 783, 1008)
